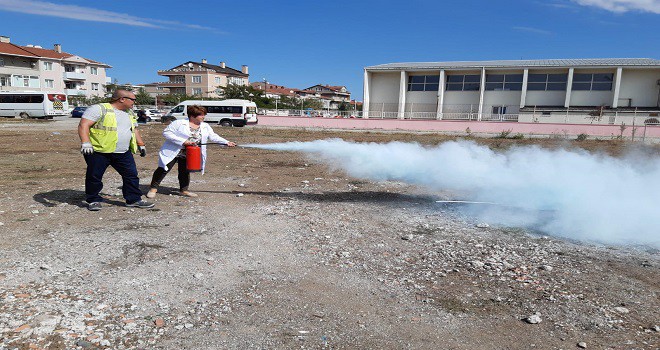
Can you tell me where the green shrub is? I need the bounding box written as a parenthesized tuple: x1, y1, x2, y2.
(496, 129, 512, 139)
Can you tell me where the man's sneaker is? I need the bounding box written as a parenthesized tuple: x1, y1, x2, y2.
(126, 200, 155, 209)
(87, 202, 102, 211)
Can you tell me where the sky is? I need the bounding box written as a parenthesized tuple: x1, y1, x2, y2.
(0, 0, 658, 101)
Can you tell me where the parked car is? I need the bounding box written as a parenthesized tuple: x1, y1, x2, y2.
(145, 109, 164, 121)
(70, 106, 87, 118)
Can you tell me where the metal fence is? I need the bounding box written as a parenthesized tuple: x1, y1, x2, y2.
(362, 102, 660, 125)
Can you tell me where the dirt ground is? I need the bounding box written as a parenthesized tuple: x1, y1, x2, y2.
(0, 118, 658, 350)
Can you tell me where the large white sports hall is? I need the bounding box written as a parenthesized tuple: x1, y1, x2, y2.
(362, 58, 660, 125)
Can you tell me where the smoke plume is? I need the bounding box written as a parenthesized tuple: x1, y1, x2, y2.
(245, 139, 660, 247)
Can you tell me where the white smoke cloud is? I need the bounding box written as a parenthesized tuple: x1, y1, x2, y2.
(572, 0, 660, 14)
(246, 139, 660, 248)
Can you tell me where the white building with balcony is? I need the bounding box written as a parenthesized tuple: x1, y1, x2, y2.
(0, 35, 111, 98)
(363, 58, 660, 125)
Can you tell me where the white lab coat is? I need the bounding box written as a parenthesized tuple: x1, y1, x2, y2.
(157, 119, 229, 174)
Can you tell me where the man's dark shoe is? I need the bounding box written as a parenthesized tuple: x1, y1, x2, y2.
(87, 202, 102, 211)
(126, 200, 155, 209)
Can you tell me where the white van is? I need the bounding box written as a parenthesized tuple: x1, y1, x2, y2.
(0, 91, 69, 119)
(164, 99, 258, 127)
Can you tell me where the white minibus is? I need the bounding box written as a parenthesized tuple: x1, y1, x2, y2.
(164, 99, 258, 126)
(0, 91, 69, 119)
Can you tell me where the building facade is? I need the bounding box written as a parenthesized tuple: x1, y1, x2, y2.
(0, 36, 111, 98)
(304, 84, 351, 109)
(364, 58, 660, 125)
(157, 60, 249, 98)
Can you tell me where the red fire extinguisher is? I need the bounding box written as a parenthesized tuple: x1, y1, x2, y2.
(185, 145, 202, 172)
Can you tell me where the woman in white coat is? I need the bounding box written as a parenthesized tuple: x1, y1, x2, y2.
(146, 105, 236, 198)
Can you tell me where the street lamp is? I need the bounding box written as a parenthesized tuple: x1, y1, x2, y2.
(263, 78, 267, 98)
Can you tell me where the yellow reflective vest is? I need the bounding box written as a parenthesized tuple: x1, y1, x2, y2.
(89, 103, 138, 153)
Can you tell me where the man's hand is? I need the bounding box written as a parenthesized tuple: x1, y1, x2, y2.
(139, 146, 146, 157)
(81, 142, 94, 155)
(226, 142, 237, 147)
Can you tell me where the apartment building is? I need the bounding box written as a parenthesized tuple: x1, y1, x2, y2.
(0, 35, 111, 98)
(157, 59, 249, 98)
(304, 84, 351, 109)
(250, 82, 352, 109)
(250, 82, 300, 99)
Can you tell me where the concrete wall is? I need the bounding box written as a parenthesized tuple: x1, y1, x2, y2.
(38, 59, 63, 92)
(370, 72, 400, 106)
(483, 91, 520, 109)
(258, 115, 660, 141)
(525, 91, 566, 107)
(443, 91, 480, 111)
(86, 66, 108, 97)
(619, 69, 660, 107)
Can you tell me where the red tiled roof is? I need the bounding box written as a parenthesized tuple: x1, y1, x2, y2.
(20, 46, 71, 59)
(0, 43, 110, 67)
(0, 42, 39, 57)
(306, 84, 349, 93)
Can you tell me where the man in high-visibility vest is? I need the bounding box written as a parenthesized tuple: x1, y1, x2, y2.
(78, 89, 154, 211)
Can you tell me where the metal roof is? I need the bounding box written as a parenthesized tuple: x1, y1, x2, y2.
(366, 58, 660, 70)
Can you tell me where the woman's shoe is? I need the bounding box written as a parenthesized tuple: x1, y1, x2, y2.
(146, 188, 157, 199)
(181, 191, 198, 197)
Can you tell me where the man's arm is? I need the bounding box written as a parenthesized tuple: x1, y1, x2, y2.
(78, 118, 95, 143)
(134, 128, 145, 146)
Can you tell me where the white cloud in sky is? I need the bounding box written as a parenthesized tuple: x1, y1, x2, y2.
(0, 0, 219, 31)
(572, 0, 660, 13)
(512, 26, 554, 35)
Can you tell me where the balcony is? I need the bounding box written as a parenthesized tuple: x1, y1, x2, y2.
(63, 72, 86, 80)
(66, 89, 87, 96)
(156, 82, 185, 88)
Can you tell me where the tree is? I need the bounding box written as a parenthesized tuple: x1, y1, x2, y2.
(135, 88, 154, 106)
(299, 98, 323, 110)
(218, 84, 273, 108)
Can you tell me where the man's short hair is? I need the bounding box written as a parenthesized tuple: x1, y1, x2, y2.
(111, 89, 133, 102)
(187, 105, 207, 117)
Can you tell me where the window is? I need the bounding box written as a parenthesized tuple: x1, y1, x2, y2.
(215, 77, 222, 84)
(43, 62, 53, 71)
(192, 76, 202, 83)
(485, 74, 523, 91)
(228, 77, 246, 86)
(171, 105, 184, 113)
(0, 76, 10, 86)
(45, 79, 54, 88)
(173, 76, 185, 83)
(446, 75, 480, 91)
(206, 106, 243, 114)
(90, 67, 98, 75)
(0, 58, 4, 67)
(492, 106, 507, 115)
(92, 83, 99, 91)
(527, 73, 567, 91)
(16, 75, 39, 88)
(572, 73, 613, 91)
(192, 88, 202, 95)
(407, 75, 439, 91)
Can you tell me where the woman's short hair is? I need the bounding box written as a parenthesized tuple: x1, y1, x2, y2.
(187, 105, 207, 118)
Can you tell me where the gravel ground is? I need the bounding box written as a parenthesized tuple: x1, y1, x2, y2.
(0, 118, 658, 349)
